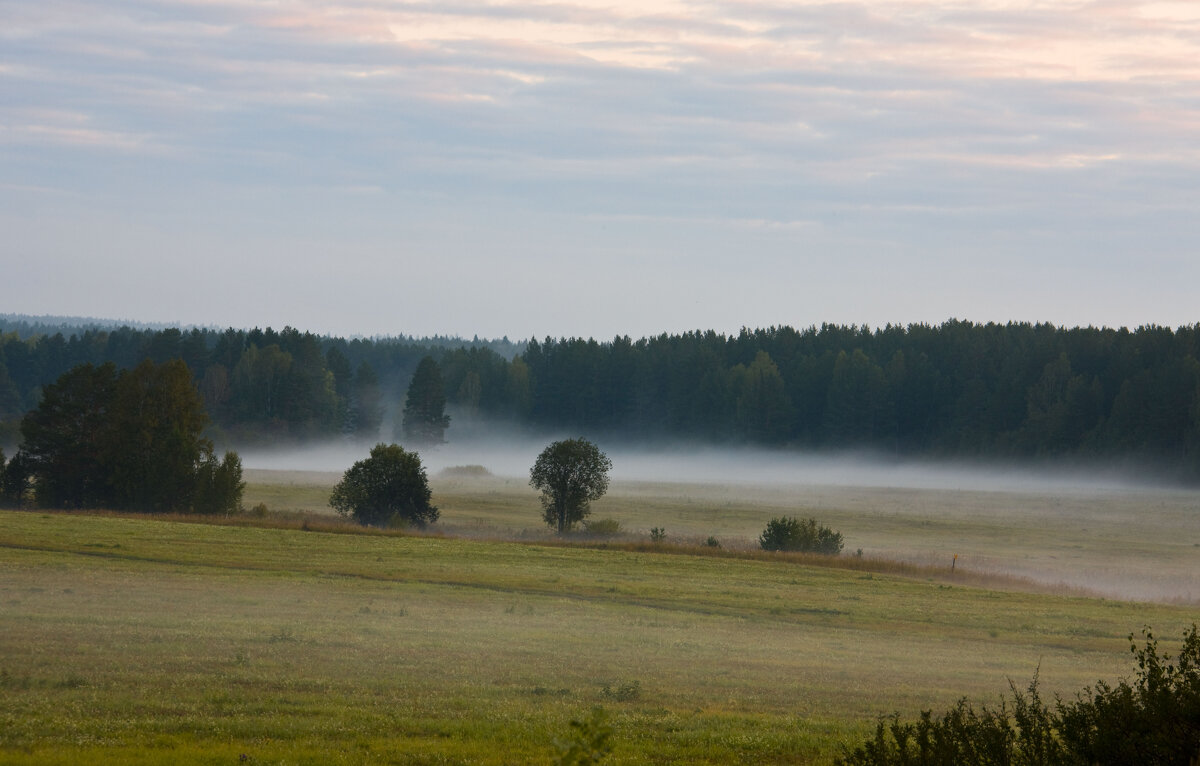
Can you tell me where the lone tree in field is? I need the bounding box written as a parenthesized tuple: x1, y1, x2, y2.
(530, 438, 612, 534)
(330, 443, 438, 528)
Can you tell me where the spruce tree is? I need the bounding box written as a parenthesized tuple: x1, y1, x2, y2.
(400, 356, 450, 445)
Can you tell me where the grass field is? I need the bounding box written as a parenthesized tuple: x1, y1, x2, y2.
(246, 467, 1200, 604)
(2, 469, 1197, 764)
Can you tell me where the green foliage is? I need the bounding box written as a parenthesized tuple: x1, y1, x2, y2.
(582, 518, 621, 536)
(837, 625, 1200, 766)
(553, 707, 614, 766)
(0, 449, 33, 509)
(15, 360, 239, 513)
(18, 362, 119, 508)
(1056, 625, 1200, 765)
(11, 319, 1200, 473)
(650, 527, 666, 543)
(352, 361, 383, 438)
(825, 349, 894, 445)
(330, 443, 438, 528)
(400, 356, 450, 445)
(705, 536, 721, 548)
(530, 438, 612, 534)
(734, 351, 794, 443)
(105, 359, 211, 512)
(759, 516, 844, 555)
(194, 448, 245, 515)
(12, 320, 1200, 474)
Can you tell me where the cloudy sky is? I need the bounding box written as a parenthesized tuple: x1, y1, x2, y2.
(3, 0, 1198, 340)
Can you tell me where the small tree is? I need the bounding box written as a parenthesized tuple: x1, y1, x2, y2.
(330, 443, 438, 527)
(759, 516, 843, 555)
(530, 438, 612, 534)
(193, 447, 245, 515)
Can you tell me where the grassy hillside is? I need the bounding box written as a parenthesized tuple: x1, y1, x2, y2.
(1, 508, 1193, 764)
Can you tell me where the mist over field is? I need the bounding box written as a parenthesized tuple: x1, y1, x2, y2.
(238, 427, 1200, 606)
(238, 429, 1173, 495)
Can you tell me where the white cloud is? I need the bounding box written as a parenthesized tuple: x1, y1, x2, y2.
(1, 0, 1198, 337)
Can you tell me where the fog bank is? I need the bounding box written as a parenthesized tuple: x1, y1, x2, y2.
(238, 434, 1181, 495)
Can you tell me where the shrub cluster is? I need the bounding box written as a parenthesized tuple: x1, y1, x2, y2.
(582, 518, 621, 536)
(759, 516, 844, 555)
(837, 625, 1200, 766)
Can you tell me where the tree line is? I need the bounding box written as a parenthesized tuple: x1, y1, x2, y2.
(3, 320, 1200, 474)
(0, 323, 528, 446)
(519, 322, 1200, 468)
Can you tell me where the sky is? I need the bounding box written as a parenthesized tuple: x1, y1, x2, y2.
(3, 0, 1198, 341)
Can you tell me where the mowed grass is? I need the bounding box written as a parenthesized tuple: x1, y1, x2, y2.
(2, 508, 1196, 765)
(248, 468, 1200, 603)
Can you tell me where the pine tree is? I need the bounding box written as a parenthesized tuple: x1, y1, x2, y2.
(400, 356, 450, 445)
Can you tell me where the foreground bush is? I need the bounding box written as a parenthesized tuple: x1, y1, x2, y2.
(759, 516, 843, 555)
(836, 625, 1200, 766)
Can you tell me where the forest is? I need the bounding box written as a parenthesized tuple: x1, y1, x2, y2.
(1, 316, 1199, 476)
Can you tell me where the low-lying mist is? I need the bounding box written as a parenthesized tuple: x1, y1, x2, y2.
(238, 428, 1180, 495)
(237, 426, 1200, 605)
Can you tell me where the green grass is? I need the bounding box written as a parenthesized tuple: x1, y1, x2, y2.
(248, 468, 1200, 603)
(1, 506, 1194, 764)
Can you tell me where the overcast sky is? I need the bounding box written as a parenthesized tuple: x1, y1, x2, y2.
(3, 0, 1198, 340)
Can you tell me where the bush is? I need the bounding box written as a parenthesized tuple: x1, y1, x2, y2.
(330, 443, 438, 528)
(1057, 625, 1200, 765)
(649, 527, 666, 543)
(553, 707, 613, 765)
(759, 516, 843, 555)
(705, 536, 721, 548)
(583, 518, 621, 536)
(836, 624, 1200, 766)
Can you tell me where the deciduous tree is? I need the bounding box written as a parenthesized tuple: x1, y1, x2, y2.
(16, 360, 242, 513)
(105, 359, 210, 512)
(330, 443, 438, 527)
(530, 438, 612, 534)
(19, 362, 119, 508)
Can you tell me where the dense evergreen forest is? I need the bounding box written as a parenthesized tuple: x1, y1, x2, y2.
(2, 316, 1199, 476)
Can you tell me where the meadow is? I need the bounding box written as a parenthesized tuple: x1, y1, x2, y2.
(248, 466, 1200, 603)
(0, 468, 1197, 764)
